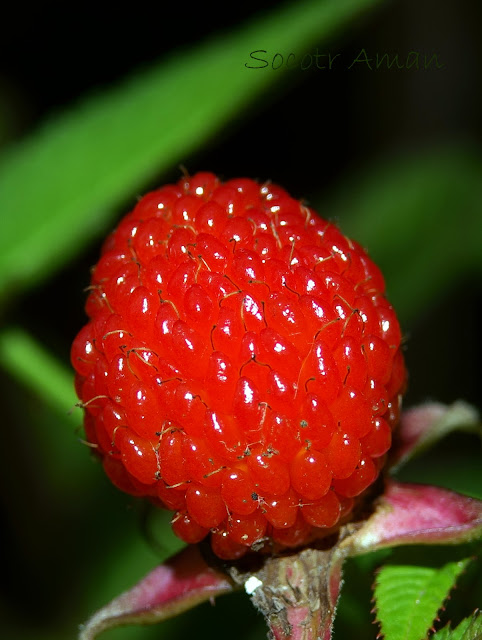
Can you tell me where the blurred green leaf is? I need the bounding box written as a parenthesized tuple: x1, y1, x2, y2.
(0, 327, 76, 416)
(0, 0, 384, 303)
(0, 327, 90, 490)
(324, 148, 482, 323)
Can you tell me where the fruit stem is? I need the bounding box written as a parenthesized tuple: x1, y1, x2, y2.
(226, 544, 345, 640)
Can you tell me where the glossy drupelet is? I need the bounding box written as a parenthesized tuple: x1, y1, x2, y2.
(71, 172, 406, 559)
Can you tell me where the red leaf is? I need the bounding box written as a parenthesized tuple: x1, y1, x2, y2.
(348, 481, 482, 555)
(79, 545, 234, 640)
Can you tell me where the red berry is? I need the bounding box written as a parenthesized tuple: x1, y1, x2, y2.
(262, 488, 298, 529)
(325, 430, 361, 479)
(185, 484, 227, 528)
(226, 509, 268, 546)
(171, 511, 209, 544)
(290, 448, 332, 501)
(116, 428, 158, 485)
(300, 490, 341, 528)
(72, 172, 407, 559)
(271, 511, 313, 549)
(332, 455, 378, 497)
(221, 467, 258, 516)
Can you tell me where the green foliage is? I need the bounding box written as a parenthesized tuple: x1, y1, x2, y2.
(373, 560, 471, 640)
(0, 327, 77, 417)
(431, 611, 481, 640)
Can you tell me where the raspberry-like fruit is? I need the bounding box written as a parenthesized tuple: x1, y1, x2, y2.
(72, 172, 406, 559)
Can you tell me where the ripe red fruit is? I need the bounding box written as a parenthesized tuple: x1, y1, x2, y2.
(72, 172, 406, 559)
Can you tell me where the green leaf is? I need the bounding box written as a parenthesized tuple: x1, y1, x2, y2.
(431, 611, 481, 640)
(0, 0, 384, 303)
(324, 148, 482, 324)
(0, 327, 77, 418)
(374, 559, 470, 640)
(0, 327, 91, 491)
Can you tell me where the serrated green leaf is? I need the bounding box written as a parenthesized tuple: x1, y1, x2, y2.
(374, 559, 470, 640)
(0, 0, 384, 303)
(431, 611, 481, 640)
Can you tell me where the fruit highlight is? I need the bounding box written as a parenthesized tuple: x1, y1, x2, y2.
(72, 172, 406, 559)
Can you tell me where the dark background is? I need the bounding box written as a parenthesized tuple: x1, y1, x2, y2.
(0, 1, 481, 639)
